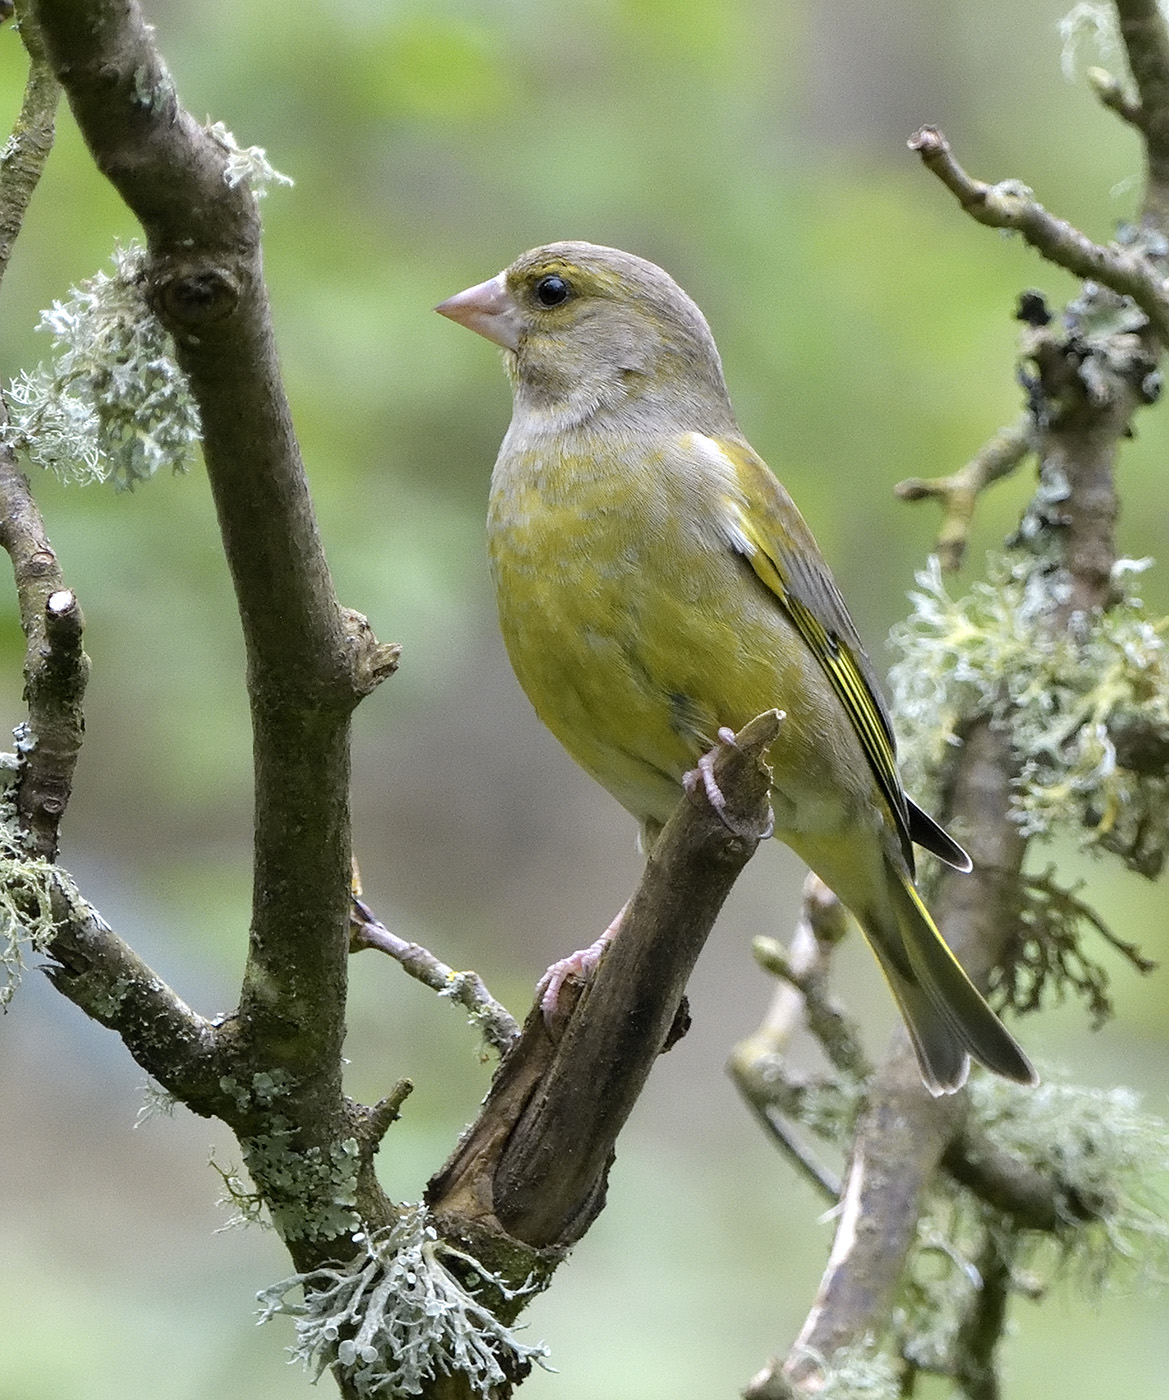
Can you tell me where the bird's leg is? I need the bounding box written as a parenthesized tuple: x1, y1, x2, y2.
(684, 726, 776, 840)
(537, 900, 627, 1023)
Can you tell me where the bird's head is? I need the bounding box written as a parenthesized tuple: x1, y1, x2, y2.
(437, 241, 734, 432)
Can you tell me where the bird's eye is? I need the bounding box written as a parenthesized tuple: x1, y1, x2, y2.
(534, 274, 571, 307)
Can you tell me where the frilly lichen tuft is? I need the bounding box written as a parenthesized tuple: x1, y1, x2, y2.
(896, 1076, 1168, 1375)
(889, 554, 1169, 876)
(788, 1343, 900, 1399)
(206, 121, 294, 197)
(968, 1076, 1169, 1284)
(1058, 3, 1123, 83)
(3, 242, 202, 488)
(257, 1205, 552, 1398)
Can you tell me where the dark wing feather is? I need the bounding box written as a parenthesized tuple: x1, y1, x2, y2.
(715, 437, 916, 871)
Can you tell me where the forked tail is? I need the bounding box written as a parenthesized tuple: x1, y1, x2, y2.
(867, 875, 1037, 1096)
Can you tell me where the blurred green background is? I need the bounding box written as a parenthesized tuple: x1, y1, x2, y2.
(0, 0, 1167, 1395)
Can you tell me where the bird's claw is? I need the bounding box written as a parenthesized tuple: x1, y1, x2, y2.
(683, 727, 774, 840)
(536, 904, 626, 1027)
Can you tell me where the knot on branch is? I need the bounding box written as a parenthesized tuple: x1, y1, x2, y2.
(341, 607, 401, 698)
(154, 263, 241, 329)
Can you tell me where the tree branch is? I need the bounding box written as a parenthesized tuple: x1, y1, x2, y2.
(45, 875, 232, 1113)
(30, 0, 399, 1272)
(895, 415, 1034, 571)
(908, 126, 1169, 340)
(427, 712, 782, 1250)
(350, 897, 520, 1056)
(0, 5, 59, 292)
(1115, 0, 1169, 223)
(761, 24, 1165, 1385)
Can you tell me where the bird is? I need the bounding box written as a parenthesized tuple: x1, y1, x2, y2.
(435, 240, 1036, 1095)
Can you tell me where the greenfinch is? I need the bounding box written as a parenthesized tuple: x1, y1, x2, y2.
(436, 241, 1035, 1096)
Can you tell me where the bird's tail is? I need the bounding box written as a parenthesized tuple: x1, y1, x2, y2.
(865, 874, 1037, 1096)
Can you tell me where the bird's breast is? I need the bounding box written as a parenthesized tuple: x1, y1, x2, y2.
(486, 434, 874, 837)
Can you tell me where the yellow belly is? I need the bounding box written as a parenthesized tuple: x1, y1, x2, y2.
(487, 447, 870, 843)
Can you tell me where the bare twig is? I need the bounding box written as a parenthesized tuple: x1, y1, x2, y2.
(908, 126, 1169, 340)
(351, 896, 520, 1056)
(729, 874, 865, 1201)
(896, 415, 1034, 571)
(1115, 0, 1169, 224)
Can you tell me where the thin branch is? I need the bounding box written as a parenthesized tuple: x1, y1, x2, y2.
(742, 1101, 842, 1203)
(1115, 0, 1169, 222)
(0, 5, 59, 292)
(767, 716, 1028, 1396)
(427, 711, 783, 1250)
(1087, 65, 1147, 131)
(895, 415, 1034, 571)
(941, 1123, 1096, 1232)
(351, 896, 520, 1056)
(729, 874, 865, 1201)
(45, 874, 231, 1113)
(0, 440, 87, 859)
(908, 126, 1169, 341)
(950, 1234, 1011, 1400)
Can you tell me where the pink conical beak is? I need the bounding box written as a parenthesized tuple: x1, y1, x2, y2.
(435, 271, 523, 351)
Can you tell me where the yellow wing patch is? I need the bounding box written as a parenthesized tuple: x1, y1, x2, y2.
(730, 500, 915, 871)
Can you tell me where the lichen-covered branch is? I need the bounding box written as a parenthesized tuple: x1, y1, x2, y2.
(350, 897, 520, 1056)
(24, 0, 404, 1286)
(0, 7, 59, 291)
(45, 874, 234, 1113)
(759, 8, 1169, 1393)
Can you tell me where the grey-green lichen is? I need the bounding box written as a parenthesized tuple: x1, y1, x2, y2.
(889, 554, 1169, 876)
(896, 1077, 1169, 1373)
(257, 1204, 551, 1398)
(206, 121, 294, 197)
(1059, 2, 1122, 83)
(787, 1343, 900, 1400)
(966, 1076, 1169, 1283)
(0, 741, 59, 1005)
(3, 242, 202, 488)
(240, 1120, 361, 1243)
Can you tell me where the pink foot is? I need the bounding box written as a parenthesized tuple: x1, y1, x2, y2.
(536, 903, 626, 1022)
(683, 727, 775, 839)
